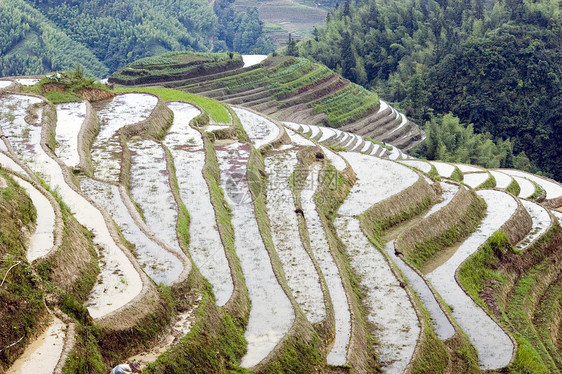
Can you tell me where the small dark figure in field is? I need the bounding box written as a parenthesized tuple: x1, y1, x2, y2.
(294, 208, 304, 216)
(394, 250, 403, 257)
(315, 152, 325, 160)
(259, 169, 266, 177)
(399, 282, 407, 288)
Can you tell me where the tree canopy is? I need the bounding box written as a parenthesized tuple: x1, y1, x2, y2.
(295, 0, 562, 180)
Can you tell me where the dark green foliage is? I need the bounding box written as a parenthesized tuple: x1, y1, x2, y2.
(286, 34, 298, 57)
(213, 0, 273, 54)
(413, 113, 525, 170)
(27, 0, 216, 73)
(297, 0, 562, 180)
(0, 0, 108, 78)
(427, 23, 562, 181)
(0, 0, 272, 77)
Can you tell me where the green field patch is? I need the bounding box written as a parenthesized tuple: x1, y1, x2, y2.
(113, 87, 231, 124)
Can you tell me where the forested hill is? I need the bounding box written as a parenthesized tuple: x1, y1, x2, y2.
(295, 0, 562, 181)
(0, 0, 272, 78)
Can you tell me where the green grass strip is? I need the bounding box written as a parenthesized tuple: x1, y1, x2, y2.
(113, 87, 231, 124)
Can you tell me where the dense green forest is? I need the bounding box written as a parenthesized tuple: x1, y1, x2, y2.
(295, 0, 562, 180)
(0, 0, 273, 78)
(0, 0, 108, 78)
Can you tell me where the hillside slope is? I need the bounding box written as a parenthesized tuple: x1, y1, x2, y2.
(0, 73, 561, 373)
(110, 53, 424, 151)
(295, 0, 562, 181)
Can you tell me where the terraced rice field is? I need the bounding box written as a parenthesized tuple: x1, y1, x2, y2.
(11, 176, 55, 263)
(463, 172, 492, 189)
(336, 152, 420, 373)
(265, 149, 325, 322)
(233, 107, 279, 148)
(114, 55, 423, 151)
(500, 169, 562, 200)
(1, 98, 143, 318)
(490, 170, 513, 189)
(517, 199, 551, 250)
(91, 93, 157, 182)
(428, 190, 517, 369)
(128, 138, 182, 253)
(430, 161, 456, 178)
(164, 101, 233, 306)
(424, 182, 458, 218)
(54, 102, 86, 167)
(384, 241, 455, 340)
(80, 178, 184, 285)
(2, 78, 561, 374)
(216, 142, 294, 368)
(301, 164, 351, 365)
(513, 175, 536, 198)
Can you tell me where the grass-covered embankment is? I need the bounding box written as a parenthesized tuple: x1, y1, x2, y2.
(113, 86, 231, 124)
(458, 220, 562, 373)
(0, 171, 44, 372)
(396, 186, 487, 271)
(109, 52, 244, 86)
(359, 176, 437, 249)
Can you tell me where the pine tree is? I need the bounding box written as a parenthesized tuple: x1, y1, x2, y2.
(286, 33, 298, 56)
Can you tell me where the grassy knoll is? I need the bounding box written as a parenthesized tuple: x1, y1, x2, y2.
(110, 52, 243, 86)
(24, 68, 113, 104)
(113, 87, 231, 124)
